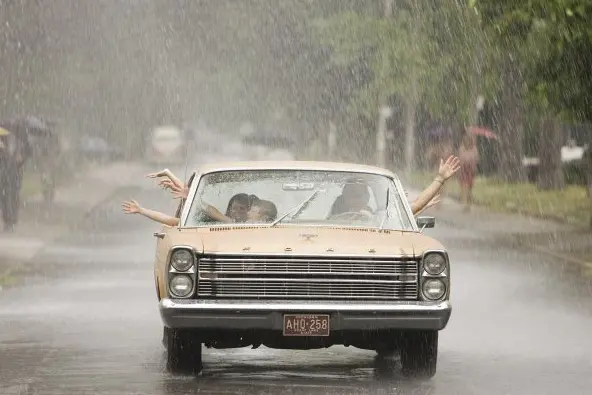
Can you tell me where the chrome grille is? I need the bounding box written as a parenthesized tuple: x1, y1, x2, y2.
(197, 255, 418, 300)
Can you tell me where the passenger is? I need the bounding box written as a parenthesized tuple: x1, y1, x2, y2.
(200, 198, 277, 224)
(329, 180, 373, 217)
(329, 155, 459, 218)
(224, 193, 260, 223)
(161, 179, 260, 223)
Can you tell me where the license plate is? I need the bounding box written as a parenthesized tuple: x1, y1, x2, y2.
(283, 314, 330, 336)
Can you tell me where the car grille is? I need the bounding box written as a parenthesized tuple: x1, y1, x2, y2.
(197, 254, 419, 300)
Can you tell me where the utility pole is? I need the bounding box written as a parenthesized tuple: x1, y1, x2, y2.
(376, 0, 394, 168)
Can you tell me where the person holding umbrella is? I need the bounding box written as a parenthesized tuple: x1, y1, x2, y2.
(0, 120, 31, 231)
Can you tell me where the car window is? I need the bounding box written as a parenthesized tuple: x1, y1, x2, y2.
(184, 169, 414, 231)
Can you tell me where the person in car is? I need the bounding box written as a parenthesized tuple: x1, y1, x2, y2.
(123, 171, 265, 225)
(199, 198, 277, 224)
(224, 193, 260, 223)
(329, 180, 373, 217)
(329, 155, 460, 217)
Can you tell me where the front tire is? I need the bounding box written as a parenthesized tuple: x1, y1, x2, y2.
(400, 330, 438, 379)
(165, 328, 203, 375)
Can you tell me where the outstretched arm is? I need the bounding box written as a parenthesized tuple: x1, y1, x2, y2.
(413, 194, 441, 217)
(147, 168, 185, 189)
(410, 156, 460, 215)
(196, 200, 233, 223)
(122, 199, 180, 226)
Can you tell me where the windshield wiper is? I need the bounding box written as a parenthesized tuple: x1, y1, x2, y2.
(379, 188, 389, 230)
(271, 189, 322, 227)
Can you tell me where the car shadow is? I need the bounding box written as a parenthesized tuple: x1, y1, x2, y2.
(158, 351, 436, 394)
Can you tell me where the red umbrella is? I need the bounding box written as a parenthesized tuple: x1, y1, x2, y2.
(465, 125, 498, 140)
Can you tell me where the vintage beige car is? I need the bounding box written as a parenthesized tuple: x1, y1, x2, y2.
(154, 161, 450, 378)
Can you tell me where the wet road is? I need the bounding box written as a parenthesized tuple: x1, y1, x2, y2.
(2, 174, 592, 394)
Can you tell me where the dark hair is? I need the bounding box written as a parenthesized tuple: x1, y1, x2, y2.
(342, 179, 369, 198)
(225, 193, 259, 216)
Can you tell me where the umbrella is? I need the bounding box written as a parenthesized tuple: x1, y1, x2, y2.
(427, 125, 451, 138)
(1, 116, 53, 138)
(465, 125, 498, 140)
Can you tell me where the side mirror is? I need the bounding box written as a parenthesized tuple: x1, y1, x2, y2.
(416, 216, 435, 229)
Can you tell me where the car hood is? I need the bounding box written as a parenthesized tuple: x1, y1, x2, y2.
(170, 226, 444, 257)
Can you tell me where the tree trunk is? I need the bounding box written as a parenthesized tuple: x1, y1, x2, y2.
(536, 117, 565, 190)
(496, 56, 527, 183)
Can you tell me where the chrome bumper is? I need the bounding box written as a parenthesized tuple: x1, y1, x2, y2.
(159, 299, 451, 331)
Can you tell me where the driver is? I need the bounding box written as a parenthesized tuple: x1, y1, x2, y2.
(328, 179, 373, 217)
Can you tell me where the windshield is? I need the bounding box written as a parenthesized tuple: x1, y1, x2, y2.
(184, 170, 414, 231)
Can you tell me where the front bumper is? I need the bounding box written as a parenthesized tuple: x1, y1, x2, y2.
(159, 299, 451, 331)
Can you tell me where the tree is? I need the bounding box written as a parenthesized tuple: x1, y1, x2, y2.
(476, 0, 592, 186)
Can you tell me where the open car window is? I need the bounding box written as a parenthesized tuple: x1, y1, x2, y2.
(183, 169, 414, 231)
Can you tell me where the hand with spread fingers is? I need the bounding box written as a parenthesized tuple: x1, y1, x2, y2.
(169, 182, 189, 200)
(122, 199, 142, 214)
(147, 168, 185, 190)
(438, 155, 461, 181)
(121, 198, 179, 226)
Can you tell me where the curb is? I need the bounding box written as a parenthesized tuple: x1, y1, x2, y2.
(529, 245, 592, 271)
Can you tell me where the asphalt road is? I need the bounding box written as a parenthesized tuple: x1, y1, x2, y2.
(1, 165, 592, 395)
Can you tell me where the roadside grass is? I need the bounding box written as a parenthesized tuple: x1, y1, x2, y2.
(404, 171, 592, 228)
(21, 171, 42, 199)
(21, 157, 90, 200)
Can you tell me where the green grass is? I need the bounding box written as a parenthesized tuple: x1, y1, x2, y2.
(404, 171, 592, 228)
(20, 171, 43, 199)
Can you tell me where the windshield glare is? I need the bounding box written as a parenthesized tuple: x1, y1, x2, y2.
(184, 170, 414, 230)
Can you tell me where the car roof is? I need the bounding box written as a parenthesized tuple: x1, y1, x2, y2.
(194, 160, 398, 179)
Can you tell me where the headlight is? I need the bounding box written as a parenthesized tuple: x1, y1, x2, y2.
(171, 249, 194, 271)
(422, 279, 446, 300)
(423, 253, 446, 275)
(169, 274, 193, 297)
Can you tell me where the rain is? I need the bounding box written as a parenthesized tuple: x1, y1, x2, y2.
(1, 0, 592, 394)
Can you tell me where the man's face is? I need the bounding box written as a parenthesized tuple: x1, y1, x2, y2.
(229, 201, 249, 222)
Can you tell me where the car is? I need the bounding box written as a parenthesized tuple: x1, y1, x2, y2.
(146, 125, 185, 165)
(154, 161, 451, 378)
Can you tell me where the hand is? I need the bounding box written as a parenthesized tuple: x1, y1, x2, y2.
(122, 199, 142, 214)
(160, 179, 189, 199)
(158, 178, 176, 190)
(438, 156, 461, 181)
(146, 169, 171, 179)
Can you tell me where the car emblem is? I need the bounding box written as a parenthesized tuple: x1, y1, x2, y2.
(300, 233, 318, 241)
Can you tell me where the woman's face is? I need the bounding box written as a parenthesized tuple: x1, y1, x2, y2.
(229, 201, 249, 222)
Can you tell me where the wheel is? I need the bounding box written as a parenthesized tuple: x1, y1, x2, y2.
(376, 346, 397, 358)
(162, 326, 169, 349)
(400, 330, 438, 379)
(165, 328, 203, 375)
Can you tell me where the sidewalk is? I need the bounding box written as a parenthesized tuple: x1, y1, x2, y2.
(407, 188, 592, 275)
(0, 161, 150, 285)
